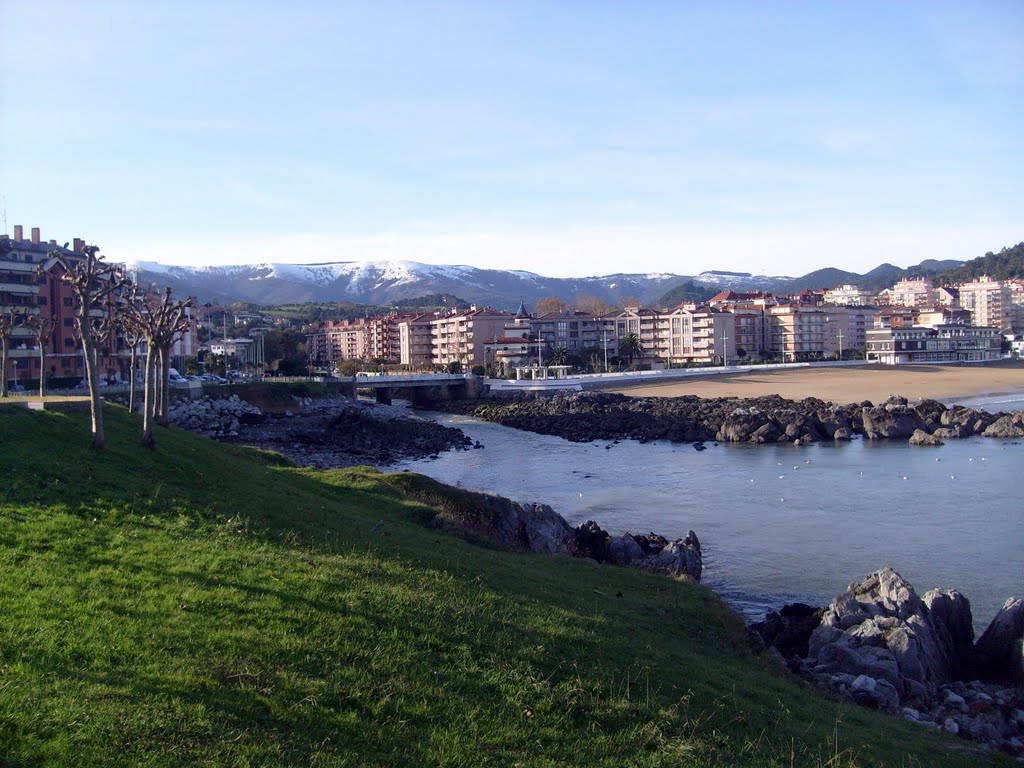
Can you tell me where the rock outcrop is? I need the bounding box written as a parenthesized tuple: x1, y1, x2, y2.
(756, 568, 1024, 756)
(805, 567, 964, 705)
(402, 484, 703, 581)
(579, 524, 702, 580)
(424, 391, 1022, 448)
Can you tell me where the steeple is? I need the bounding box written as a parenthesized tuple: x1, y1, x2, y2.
(514, 301, 530, 319)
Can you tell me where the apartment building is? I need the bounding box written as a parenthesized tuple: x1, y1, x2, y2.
(532, 310, 613, 354)
(768, 304, 828, 361)
(866, 325, 1002, 364)
(819, 305, 878, 358)
(957, 275, 1011, 333)
(397, 314, 436, 367)
(429, 307, 513, 368)
(889, 278, 936, 308)
(1, 225, 168, 385)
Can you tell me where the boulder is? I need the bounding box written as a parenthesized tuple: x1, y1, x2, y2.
(908, 429, 943, 446)
(973, 597, 1024, 685)
(861, 405, 920, 440)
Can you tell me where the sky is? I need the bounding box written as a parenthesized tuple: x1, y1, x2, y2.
(1, 1, 1022, 278)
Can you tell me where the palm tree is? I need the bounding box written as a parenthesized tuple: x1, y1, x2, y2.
(618, 333, 642, 365)
(549, 346, 568, 366)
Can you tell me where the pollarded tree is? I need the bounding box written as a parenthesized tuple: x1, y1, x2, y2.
(122, 285, 193, 448)
(23, 313, 57, 397)
(43, 245, 127, 449)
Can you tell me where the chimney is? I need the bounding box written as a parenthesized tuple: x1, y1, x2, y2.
(13, 225, 23, 241)
(31, 227, 40, 244)
(73, 237, 84, 253)
(49, 239, 57, 246)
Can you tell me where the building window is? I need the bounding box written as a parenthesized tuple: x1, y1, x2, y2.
(37, 296, 47, 306)
(63, 297, 73, 307)
(64, 318, 74, 327)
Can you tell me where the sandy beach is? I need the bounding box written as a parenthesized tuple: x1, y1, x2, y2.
(604, 361, 1024, 404)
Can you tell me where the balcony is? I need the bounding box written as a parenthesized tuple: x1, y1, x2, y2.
(0, 282, 37, 295)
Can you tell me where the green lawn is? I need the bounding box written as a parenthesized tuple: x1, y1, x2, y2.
(0, 406, 1004, 767)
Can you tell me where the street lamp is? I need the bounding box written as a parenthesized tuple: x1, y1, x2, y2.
(602, 329, 609, 372)
(722, 335, 729, 368)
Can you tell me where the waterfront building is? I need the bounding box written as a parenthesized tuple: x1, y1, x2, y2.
(865, 324, 1002, 364)
(767, 304, 827, 361)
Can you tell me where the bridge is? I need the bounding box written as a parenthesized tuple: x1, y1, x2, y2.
(353, 372, 487, 405)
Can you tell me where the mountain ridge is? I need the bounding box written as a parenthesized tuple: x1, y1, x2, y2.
(127, 257, 969, 309)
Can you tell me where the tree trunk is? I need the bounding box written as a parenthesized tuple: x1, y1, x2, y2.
(37, 345, 46, 397)
(157, 345, 170, 426)
(141, 346, 156, 448)
(0, 338, 8, 398)
(128, 347, 138, 414)
(79, 330, 105, 450)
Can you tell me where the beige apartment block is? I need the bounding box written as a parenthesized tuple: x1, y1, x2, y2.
(430, 307, 513, 368)
(768, 305, 828, 361)
(397, 314, 435, 367)
(889, 278, 936, 308)
(957, 275, 1011, 333)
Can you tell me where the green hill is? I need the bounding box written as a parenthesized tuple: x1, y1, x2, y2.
(0, 406, 1001, 767)
(935, 242, 1024, 284)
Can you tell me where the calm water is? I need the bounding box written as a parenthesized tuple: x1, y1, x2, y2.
(393, 406, 1023, 630)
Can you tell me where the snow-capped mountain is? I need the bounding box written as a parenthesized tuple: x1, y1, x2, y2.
(127, 259, 699, 308)
(692, 270, 795, 292)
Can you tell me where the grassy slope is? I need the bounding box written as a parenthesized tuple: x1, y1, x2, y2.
(0, 407, 1005, 767)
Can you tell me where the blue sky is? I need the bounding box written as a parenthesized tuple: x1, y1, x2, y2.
(2, 1, 1021, 277)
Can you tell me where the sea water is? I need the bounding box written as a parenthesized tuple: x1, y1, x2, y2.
(392, 409, 1024, 630)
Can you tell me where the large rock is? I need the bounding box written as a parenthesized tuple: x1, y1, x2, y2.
(973, 597, 1024, 685)
(923, 589, 975, 681)
(806, 568, 967, 704)
(908, 428, 943, 446)
(861, 403, 920, 440)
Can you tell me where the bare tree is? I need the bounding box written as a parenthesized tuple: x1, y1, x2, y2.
(24, 313, 57, 397)
(43, 245, 126, 449)
(0, 309, 25, 398)
(122, 285, 193, 448)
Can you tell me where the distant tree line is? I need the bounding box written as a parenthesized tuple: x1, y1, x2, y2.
(934, 243, 1024, 284)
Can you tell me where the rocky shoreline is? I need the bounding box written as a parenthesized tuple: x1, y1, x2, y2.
(168, 394, 477, 468)
(750, 568, 1024, 757)
(419, 390, 1024, 445)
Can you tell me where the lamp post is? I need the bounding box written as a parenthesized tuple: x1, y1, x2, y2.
(602, 329, 609, 372)
(722, 335, 729, 368)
